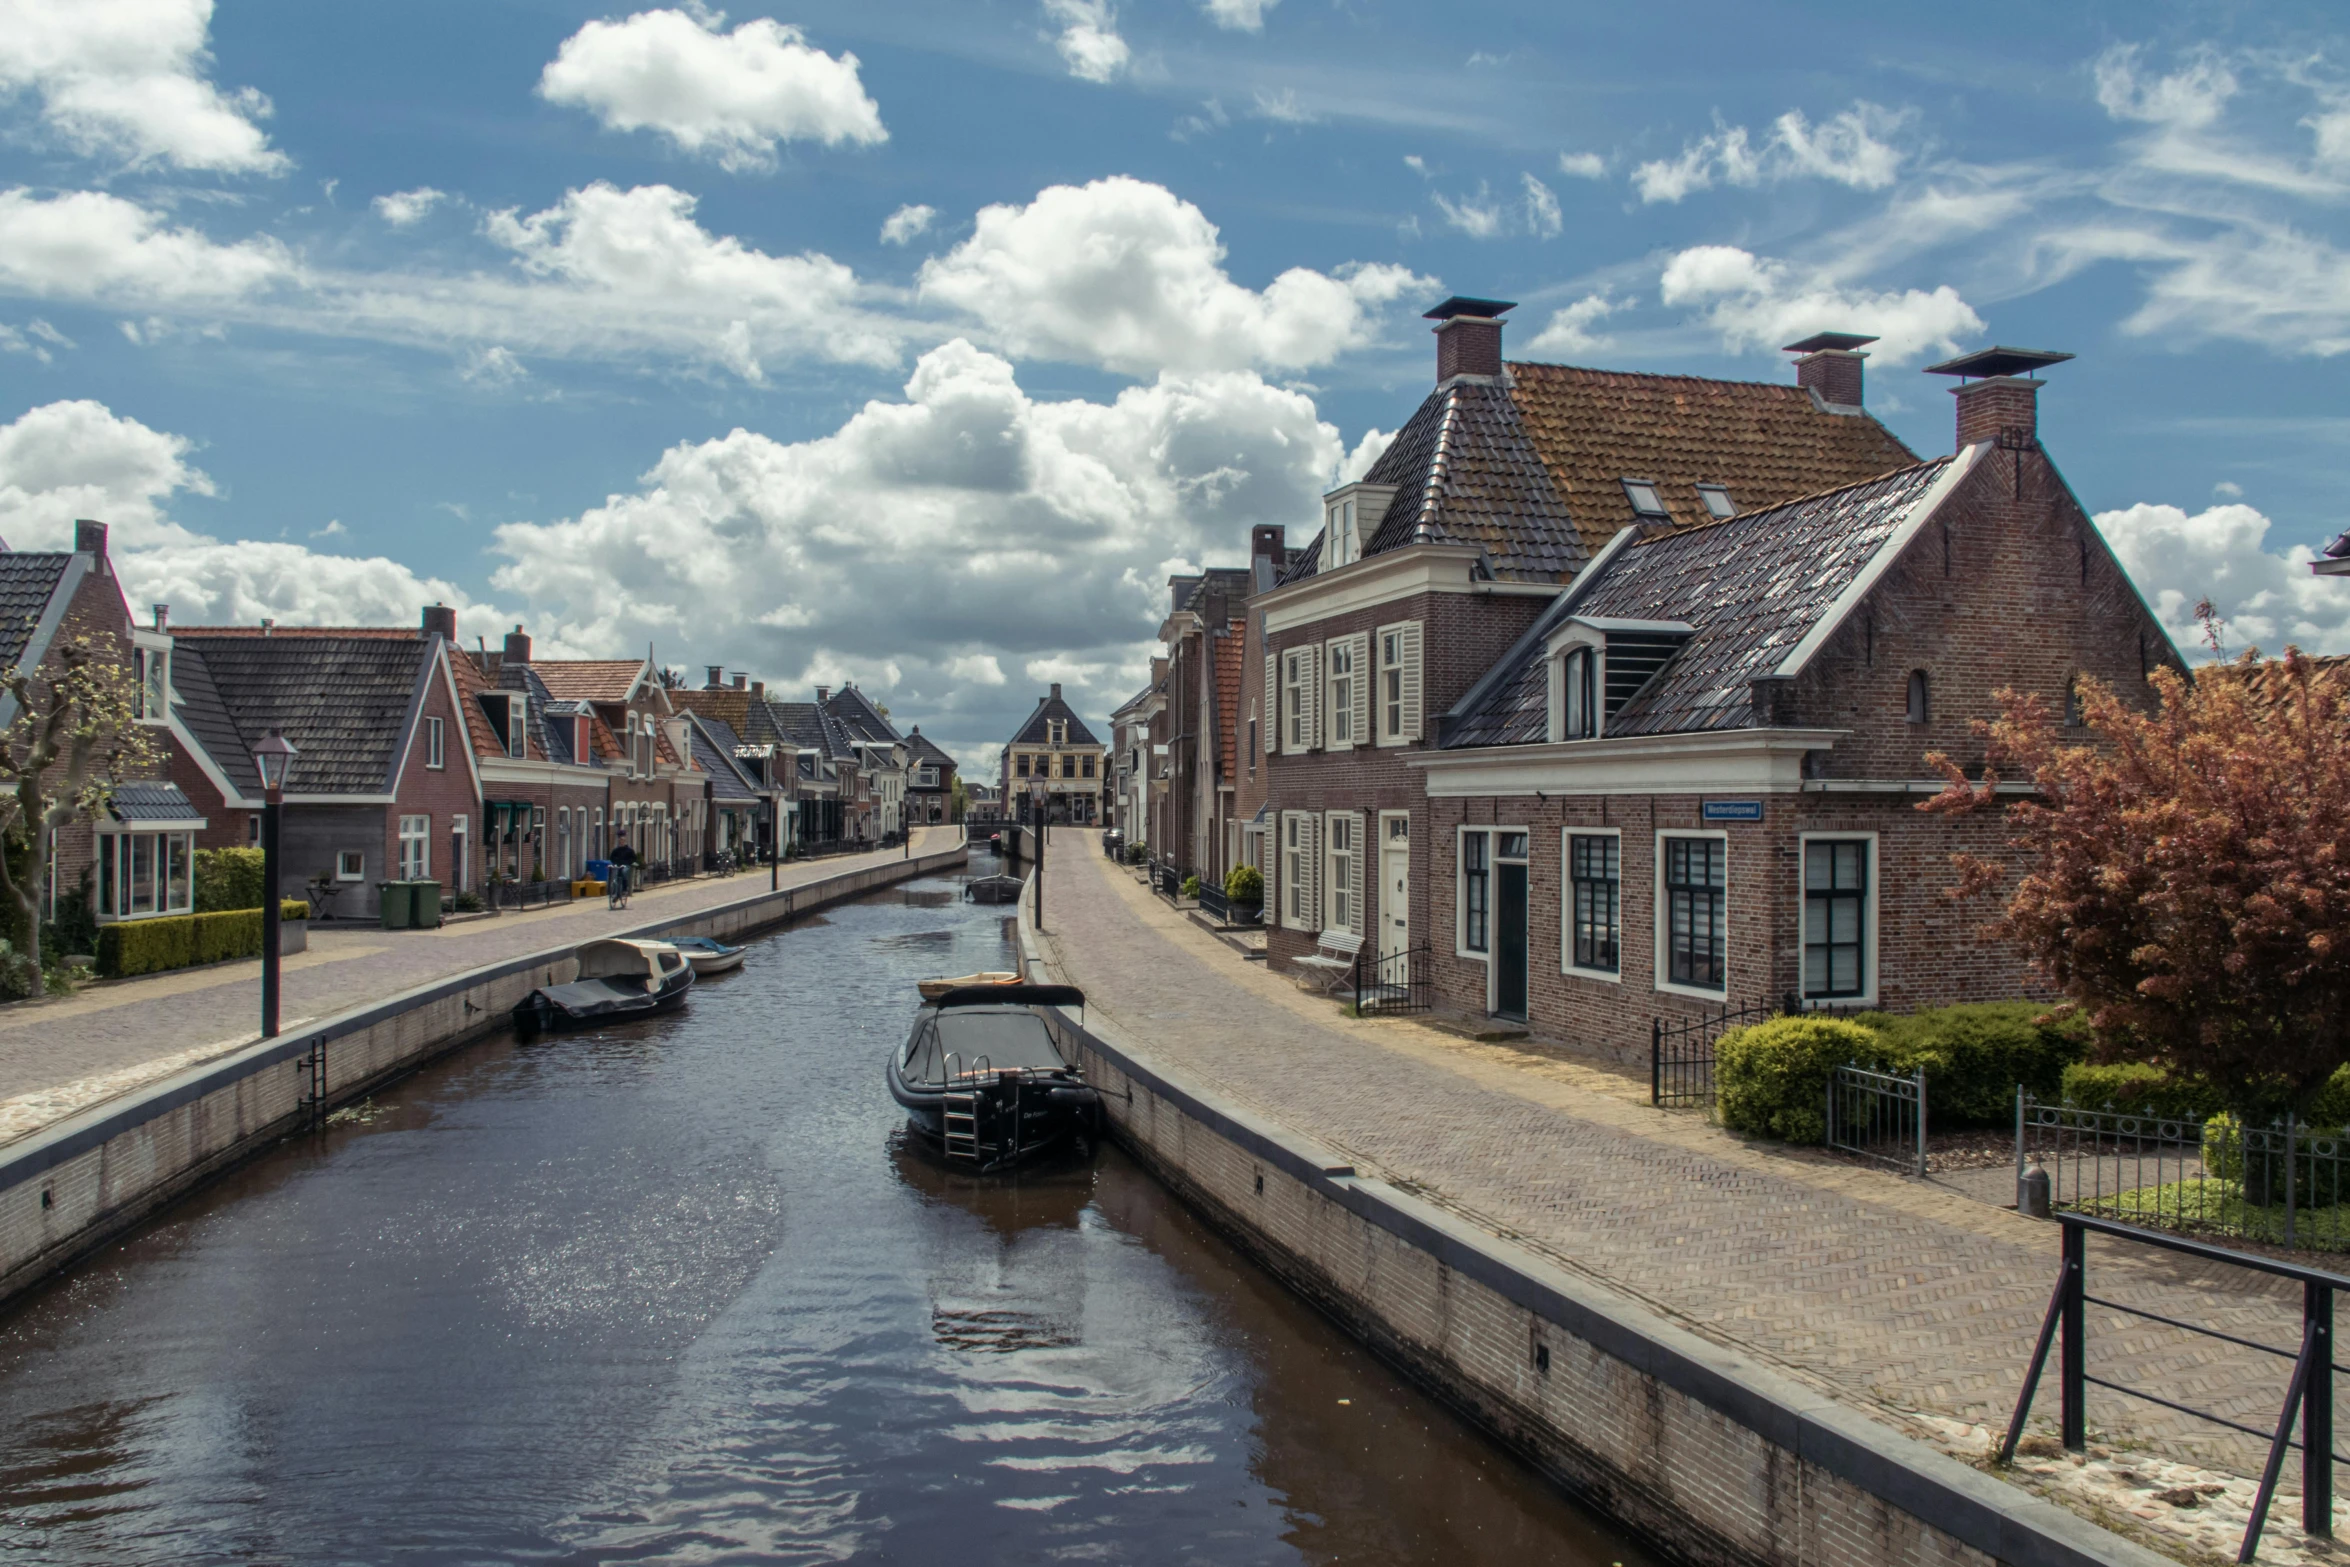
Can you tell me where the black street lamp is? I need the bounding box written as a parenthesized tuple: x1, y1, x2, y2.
(1029, 778, 1047, 932)
(252, 728, 298, 1039)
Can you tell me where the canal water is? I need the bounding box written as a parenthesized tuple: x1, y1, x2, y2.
(0, 869, 1651, 1566)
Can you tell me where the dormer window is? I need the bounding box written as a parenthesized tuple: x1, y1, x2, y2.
(1621, 478, 1669, 520)
(1562, 647, 1597, 739)
(504, 695, 526, 759)
(1318, 481, 1398, 572)
(1696, 483, 1736, 520)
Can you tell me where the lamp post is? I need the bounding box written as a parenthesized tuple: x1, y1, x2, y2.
(1029, 777, 1047, 931)
(252, 728, 298, 1039)
(769, 793, 779, 891)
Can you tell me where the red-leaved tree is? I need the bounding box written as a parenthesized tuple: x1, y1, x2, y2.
(1922, 634, 2350, 1114)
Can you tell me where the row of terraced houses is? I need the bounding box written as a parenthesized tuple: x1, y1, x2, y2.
(1114, 296, 2206, 1059)
(0, 566, 962, 923)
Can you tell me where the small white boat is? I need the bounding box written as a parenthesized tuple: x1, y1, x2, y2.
(668, 936, 747, 976)
(916, 971, 1020, 1002)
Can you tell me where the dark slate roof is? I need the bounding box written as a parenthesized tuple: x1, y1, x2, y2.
(825, 685, 900, 744)
(106, 780, 203, 822)
(904, 728, 957, 770)
(684, 714, 759, 801)
(171, 634, 432, 794)
(0, 553, 73, 672)
(1443, 458, 1956, 746)
(1009, 692, 1101, 747)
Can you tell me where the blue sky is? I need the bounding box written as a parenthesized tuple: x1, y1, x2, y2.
(2, 0, 2347, 768)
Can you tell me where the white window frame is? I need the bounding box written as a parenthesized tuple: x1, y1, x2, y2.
(1653, 829, 1731, 1001)
(1324, 810, 1358, 933)
(1325, 638, 1355, 747)
(1796, 831, 1880, 1008)
(337, 849, 367, 881)
(1281, 810, 1312, 931)
(1562, 827, 1624, 983)
(94, 828, 197, 919)
(452, 813, 469, 892)
(1456, 826, 1491, 960)
(425, 715, 445, 770)
(398, 814, 431, 880)
(1375, 620, 1423, 746)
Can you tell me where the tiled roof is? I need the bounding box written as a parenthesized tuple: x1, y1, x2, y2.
(1505, 362, 1920, 556)
(1356, 378, 1587, 581)
(1444, 458, 1956, 746)
(0, 553, 73, 672)
(171, 633, 435, 794)
(106, 780, 202, 822)
(905, 728, 957, 770)
(1010, 693, 1101, 748)
(173, 626, 421, 639)
(531, 659, 646, 701)
(825, 684, 900, 744)
(685, 714, 759, 800)
(445, 646, 510, 759)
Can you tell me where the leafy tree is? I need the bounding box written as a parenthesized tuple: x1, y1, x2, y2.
(0, 630, 158, 973)
(1923, 630, 2350, 1116)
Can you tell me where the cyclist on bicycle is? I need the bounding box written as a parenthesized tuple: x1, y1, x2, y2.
(608, 833, 638, 907)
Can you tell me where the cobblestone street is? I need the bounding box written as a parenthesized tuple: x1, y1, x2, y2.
(1033, 833, 2340, 1509)
(0, 832, 955, 1148)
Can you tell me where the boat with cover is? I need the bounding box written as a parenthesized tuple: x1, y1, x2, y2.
(886, 983, 1100, 1171)
(666, 935, 747, 975)
(512, 938, 695, 1039)
(964, 874, 1025, 904)
(915, 971, 1019, 1001)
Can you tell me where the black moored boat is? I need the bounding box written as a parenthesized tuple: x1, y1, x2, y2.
(513, 938, 695, 1040)
(964, 874, 1024, 904)
(886, 983, 1100, 1171)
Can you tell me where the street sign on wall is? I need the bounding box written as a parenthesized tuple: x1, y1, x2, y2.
(1700, 800, 1764, 822)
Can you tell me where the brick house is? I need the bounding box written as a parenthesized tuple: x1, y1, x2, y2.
(669, 671, 797, 857)
(1405, 348, 2182, 1056)
(1159, 569, 1249, 879)
(770, 698, 847, 849)
(1258, 299, 1914, 993)
(1, 522, 196, 930)
(520, 651, 705, 872)
(903, 727, 958, 824)
(822, 684, 910, 840)
(1107, 665, 1164, 843)
(166, 612, 481, 919)
(1001, 684, 1105, 824)
(454, 623, 622, 889)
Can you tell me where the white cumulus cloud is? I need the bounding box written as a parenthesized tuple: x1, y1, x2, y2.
(538, 7, 885, 171)
(0, 398, 208, 550)
(0, 0, 284, 173)
(1658, 244, 1980, 364)
(373, 187, 446, 227)
(1044, 0, 1129, 84)
(879, 203, 935, 245)
(0, 187, 292, 304)
(1557, 151, 1607, 180)
(918, 176, 1426, 376)
(2097, 500, 2350, 657)
(1202, 0, 1277, 31)
(1634, 102, 1911, 203)
(1522, 293, 1616, 357)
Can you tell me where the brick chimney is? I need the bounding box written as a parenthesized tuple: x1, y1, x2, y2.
(1783, 331, 1876, 408)
(751, 680, 764, 701)
(153, 604, 169, 631)
(1050, 682, 1063, 702)
(503, 625, 531, 665)
(816, 685, 830, 703)
(73, 519, 108, 573)
(1250, 524, 1287, 594)
(1924, 346, 2075, 451)
(1425, 296, 1515, 384)
(733, 673, 747, 690)
(705, 664, 724, 689)
(420, 603, 457, 641)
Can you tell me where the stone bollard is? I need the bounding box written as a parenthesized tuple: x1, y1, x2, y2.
(2018, 1160, 2051, 1219)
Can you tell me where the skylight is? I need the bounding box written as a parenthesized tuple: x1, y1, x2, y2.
(1696, 483, 1736, 519)
(1621, 478, 1668, 517)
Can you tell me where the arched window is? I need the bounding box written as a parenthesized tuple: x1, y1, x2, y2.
(1563, 647, 1597, 739)
(1905, 669, 1930, 724)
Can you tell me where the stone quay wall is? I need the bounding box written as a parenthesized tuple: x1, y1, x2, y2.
(1016, 909, 2156, 1567)
(0, 843, 968, 1312)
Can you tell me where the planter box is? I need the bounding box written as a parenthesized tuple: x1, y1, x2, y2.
(281, 917, 308, 956)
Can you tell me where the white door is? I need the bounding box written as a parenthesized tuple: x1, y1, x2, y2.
(1380, 813, 1410, 962)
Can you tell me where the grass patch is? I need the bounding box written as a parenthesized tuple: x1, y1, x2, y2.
(2075, 1180, 2350, 1253)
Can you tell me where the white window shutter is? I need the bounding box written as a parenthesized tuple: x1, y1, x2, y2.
(1350, 813, 1364, 932)
(1305, 815, 1321, 931)
(1305, 644, 1322, 750)
(1264, 652, 1279, 756)
(1349, 632, 1371, 748)
(1400, 621, 1424, 742)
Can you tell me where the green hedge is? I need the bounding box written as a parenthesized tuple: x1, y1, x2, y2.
(96, 902, 312, 978)
(194, 847, 268, 912)
(1717, 1001, 2088, 1145)
(2060, 1061, 2350, 1129)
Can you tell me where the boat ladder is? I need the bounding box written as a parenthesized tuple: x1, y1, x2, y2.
(941, 1054, 990, 1164)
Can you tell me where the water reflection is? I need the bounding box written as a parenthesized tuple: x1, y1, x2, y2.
(0, 870, 1649, 1566)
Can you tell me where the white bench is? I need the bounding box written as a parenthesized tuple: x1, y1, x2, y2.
(1292, 928, 1364, 993)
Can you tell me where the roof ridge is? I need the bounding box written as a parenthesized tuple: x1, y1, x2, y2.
(1628, 454, 1950, 546)
(1507, 360, 1819, 394)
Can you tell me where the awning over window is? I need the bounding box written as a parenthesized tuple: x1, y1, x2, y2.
(106, 780, 206, 826)
(485, 800, 536, 830)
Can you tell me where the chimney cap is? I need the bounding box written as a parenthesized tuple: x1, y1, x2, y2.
(1423, 295, 1517, 322)
(1923, 345, 2074, 380)
(1783, 331, 1878, 354)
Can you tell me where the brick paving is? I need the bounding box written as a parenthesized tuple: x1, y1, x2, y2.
(1037, 835, 2339, 1489)
(0, 832, 957, 1146)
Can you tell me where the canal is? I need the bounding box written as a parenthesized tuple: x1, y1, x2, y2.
(0, 868, 1651, 1565)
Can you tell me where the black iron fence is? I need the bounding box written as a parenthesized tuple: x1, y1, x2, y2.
(491, 877, 566, 910)
(1152, 859, 1185, 901)
(1829, 1063, 1927, 1176)
(1352, 943, 1431, 1015)
(1649, 994, 1870, 1109)
(2020, 1096, 2350, 1254)
(2000, 1212, 2341, 1561)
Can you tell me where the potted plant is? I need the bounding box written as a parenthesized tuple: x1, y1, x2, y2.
(1225, 864, 1264, 923)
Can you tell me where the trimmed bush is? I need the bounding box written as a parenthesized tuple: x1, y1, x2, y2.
(96, 902, 312, 978)
(1716, 1016, 1883, 1145)
(2060, 1062, 2215, 1120)
(1225, 864, 1264, 905)
(195, 847, 269, 912)
(1180, 874, 1201, 899)
(1859, 1002, 2087, 1125)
